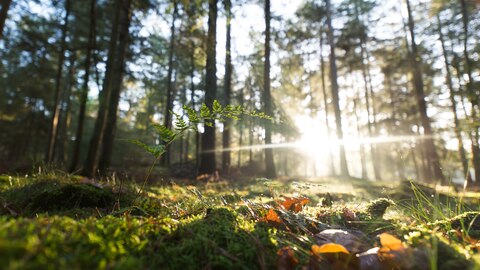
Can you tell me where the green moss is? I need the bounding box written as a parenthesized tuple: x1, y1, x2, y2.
(365, 198, 394, 218)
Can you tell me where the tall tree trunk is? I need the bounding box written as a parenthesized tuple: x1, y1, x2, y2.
(459, 0, 480, 186)
(98, 0, 132, 173)
(437, 13, 470, 184)
(83, 0, 123, 177)
(46, 0, 71, 163)
(237, 86, 244, 169)
(325, 0, 349, 177)
(162, 0, 179, 166)
(0, 0, 12, 40)
(222, 0, 233, 174)
(58, 53, 76, 165)
(198, 0, 218, 174)
(319, 30, 336, 176)
(353, 0, 381, 180)
(405, 0, 444, 183)
(70, 0, 96, 172)
(263, 0, 276, 178)
(353, 95, 367, 179)
(189, 43, 199, 169)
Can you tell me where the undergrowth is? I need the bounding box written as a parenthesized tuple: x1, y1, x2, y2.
(0, 171, 478, 269)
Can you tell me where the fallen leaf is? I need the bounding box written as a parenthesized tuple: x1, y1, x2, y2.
(279, 197, 309, 213)
(311, 243, 358, 270)
(315, 229, 368, 254)
(261, 209, 282, 226)
(312, 243, 350, 255)
(379, 233, 404, 251)
(276, 246, 298, 270)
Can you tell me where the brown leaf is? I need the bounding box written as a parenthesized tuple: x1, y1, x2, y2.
(261, 209, 282, 226)
(279, 197, 309, 213)
(310, 244, 358, 270)
(315, 229, 368, 254)
(379, 233, 404, 251)
(276, 247, 298, 270)
(312, 243, 350, 255)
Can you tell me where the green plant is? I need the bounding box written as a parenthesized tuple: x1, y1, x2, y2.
(129, 100, 271, 206)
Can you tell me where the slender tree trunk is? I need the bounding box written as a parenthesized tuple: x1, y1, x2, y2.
(0, 0, 12, 40)
(353, 0, 380, 180)
(325, 0, 349, 177)
(83, 0, 122, 177)
(198, 0, 218, 174)
(46, 0, 71, 163)
(189, 43, 199, 169)
(353, 96, 367, 179)
(98, 0, 132, 173)
(70, 0, 96, 172)
(222, 0, 233, 174)
(237, 85, 244, 168)
(437, 13, 470, 184)
(459, 0, 480, 186)
(405, 0, 444, 183)
(319, 30, 336, 176)
(162, 0, 179, 166)
(263, 0, 276, 178)
(58, 53, 76, 165)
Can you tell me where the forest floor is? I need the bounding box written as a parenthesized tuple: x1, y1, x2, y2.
(0, 170, 479, 269)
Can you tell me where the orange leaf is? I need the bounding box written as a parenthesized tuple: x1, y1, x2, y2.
(379, 233, 404, 251)
(279, 197, 309, 212)
(262, 209, 282, 226)
(277, 247, 298, 270)
(312, 243, 350, 255)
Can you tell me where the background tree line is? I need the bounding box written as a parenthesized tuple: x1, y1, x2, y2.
(0, 0, 479, 187)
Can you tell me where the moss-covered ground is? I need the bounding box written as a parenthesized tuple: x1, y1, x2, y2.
(0, 171, 479, 269)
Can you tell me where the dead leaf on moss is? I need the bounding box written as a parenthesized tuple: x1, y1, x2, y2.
(278, 197, 309, 213)
(315, 229, 368, 254)
(310, 243, 358, 270)
(261, 209, 282, 227)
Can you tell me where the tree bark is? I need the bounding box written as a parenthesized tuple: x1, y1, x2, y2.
(0, 0, 12, 40)
(46, 0, 71, 163)
(319, 29, 336, 176)
(83, 0, 123, 177)
(325, 0, 349, 177)
(459, 0, 480, 186)
(436, 12, 470, 184)
(162, 0, 179, 166)
(198, 0, 218, 174)
(70, 0, 96, 172)
(222, 0, 233, 174)
(263, 0, 276, 178)
(405, 0, 444, 183)
(58, 53, 76, 165)
(98, 0, 132, 173)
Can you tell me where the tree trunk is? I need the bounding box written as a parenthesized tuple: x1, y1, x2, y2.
(46, 0, 71, 163)
(83, 0, 123, 177)
(353, 0, 381, 180)
(198, 0, 218, 174)
(189, 43, 199, 170)
(405, 0, 444, 183)
(325, 0, 349, 177)
(70, 0, 96, 172)
(162, 0, 179, 166)
(237, 86, 244, 168)
(263, 0, 276, 178)
(459, 0, 480, 186)
(0, 0, 12, 40)
(437, 12, 470, 185)
(319, 29, 336, 176)
(97, 0, 132, 173)
(58, 53, 76, 165)
(222, 0, 233, 174)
